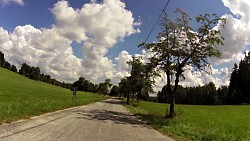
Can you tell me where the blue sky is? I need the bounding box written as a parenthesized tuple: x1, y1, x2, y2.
(0, 0, 249, 89)
(0, 0, 231, 57)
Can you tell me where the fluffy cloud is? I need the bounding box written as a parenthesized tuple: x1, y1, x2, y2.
(212, 0, 250, 64)
(50, 0, 139, 83)
(0, 0, 24, 6)
(222, 0, 250, 22)
(214, 14, 248, 64)
(0, 0, 139, 83)
(1, 24, 82, 82)
(194, 0, 250, 87)
(51, 0, 139, 83)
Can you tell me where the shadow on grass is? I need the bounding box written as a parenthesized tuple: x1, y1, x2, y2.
(134, 112, 179, 128)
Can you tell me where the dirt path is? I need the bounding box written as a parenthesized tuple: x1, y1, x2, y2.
(0, 98, 174, 141)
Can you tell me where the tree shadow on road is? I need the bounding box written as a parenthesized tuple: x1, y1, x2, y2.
(76, 110, 149, 128)
(101, 99, 121, 105)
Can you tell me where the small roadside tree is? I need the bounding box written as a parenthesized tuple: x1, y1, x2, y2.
(140, 9, 226, 118)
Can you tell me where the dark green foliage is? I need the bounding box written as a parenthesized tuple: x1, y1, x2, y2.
(4, 61, 11, 70)
(11, 65, 17, 73)
(127, 56, 156, 103)
(158, 82, 221, 105)
(175, 86, 187, 104)
(118, 77, 130, 98)
(228, 52, 250, 104)
(0, 51, 5, 66)
(109, 85, 119, 96)
(204, 82, 218, 105)
(217, 86, 228, 104)
(71, 78, 113, 95)
(157, 85, 169, 103)
(72, 77, 98, 93)
(40, 73, 51, 83)
(19, 63, 29, 76)
(97, 79, 112, 95)
(185, 82, 218, 105)
(157, 82, 232, 105)
(158, 85, 187, 104)
(19, 63, 41, 80)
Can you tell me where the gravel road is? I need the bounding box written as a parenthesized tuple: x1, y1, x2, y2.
(0, 98, 174, 141)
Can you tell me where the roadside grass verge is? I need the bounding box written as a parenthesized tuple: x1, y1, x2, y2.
(124, 101, 250, 141)
(0, 67, 107, 124)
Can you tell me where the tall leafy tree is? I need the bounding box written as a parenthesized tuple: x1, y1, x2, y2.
(237, 53, 250, 103)
(19, 63, 31, 78)
(72, 77, 96, 92)
(127, 56, 155, 103)
(140, 9, 226, 118)
(228, 52, 250, 104)
(228, 63, 239, 104)
(4, 62, 11, 70)
(11, 65, 17, 73)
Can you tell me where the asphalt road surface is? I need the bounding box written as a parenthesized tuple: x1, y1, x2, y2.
(0, 98, 174, 141)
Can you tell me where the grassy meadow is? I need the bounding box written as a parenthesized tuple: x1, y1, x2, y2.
(125, 101, 250, 141)
(0, 67, 106, 124)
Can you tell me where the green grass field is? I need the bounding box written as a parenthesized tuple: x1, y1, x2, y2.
(0, 67, 106, 124)
(125, 101, 250, 141)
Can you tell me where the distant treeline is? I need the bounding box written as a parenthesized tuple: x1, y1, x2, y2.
(157, 82, 228, 105)
(0, 51, 72, 89)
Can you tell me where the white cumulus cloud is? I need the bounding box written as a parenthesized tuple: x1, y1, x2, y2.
(0, 0, 24, 6)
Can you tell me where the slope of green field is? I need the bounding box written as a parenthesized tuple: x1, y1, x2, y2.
(125, 101, 250, 141)
(0, 67, 106, 124)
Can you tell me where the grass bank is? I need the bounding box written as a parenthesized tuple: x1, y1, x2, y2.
(124, 101, 250, 141)
(0, 67, 107, 124)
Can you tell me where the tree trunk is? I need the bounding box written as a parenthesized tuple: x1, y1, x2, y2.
(127, 93, 130, 105)
(168, 68, 181, 118)
(169, 91, 175, 118)
(132, 93, 135, 102)
(166, 69, 173, 117)
(137, 93, 139, 102)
